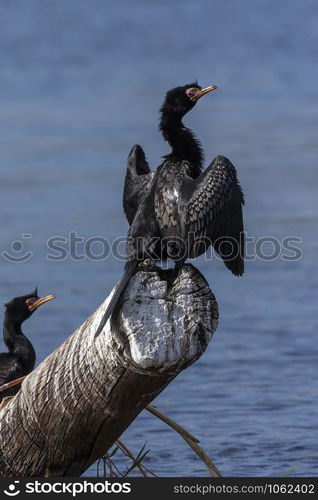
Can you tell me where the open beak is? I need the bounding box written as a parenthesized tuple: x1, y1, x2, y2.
(29, 295, 55, 312)
(191, 85, 218, 102)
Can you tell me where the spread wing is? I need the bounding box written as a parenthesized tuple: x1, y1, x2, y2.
(123, 144, 154, 225)
(183, 155, 245, 275)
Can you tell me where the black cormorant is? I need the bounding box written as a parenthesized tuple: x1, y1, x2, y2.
(0, 289, 55, 403)
(95, 83, 244, 337)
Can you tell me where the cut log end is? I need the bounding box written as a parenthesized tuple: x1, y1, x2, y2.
(111, 264, 219, 369)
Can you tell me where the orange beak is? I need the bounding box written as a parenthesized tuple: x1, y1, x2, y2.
(29, 295, 55, 312)
(190, 85, 218, 102)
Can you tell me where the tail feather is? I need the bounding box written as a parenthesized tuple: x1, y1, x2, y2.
(94, 260, 138, 338)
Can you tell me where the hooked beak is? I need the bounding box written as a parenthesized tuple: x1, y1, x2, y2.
(29, 295, 56, 312)
(191, 85, 218, 102)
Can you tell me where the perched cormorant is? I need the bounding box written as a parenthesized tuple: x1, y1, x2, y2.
(95, 83, 244, 337)
(0, 289, 55, 403)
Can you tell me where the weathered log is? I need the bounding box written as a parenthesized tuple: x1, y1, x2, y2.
(0, 264, 218, 477)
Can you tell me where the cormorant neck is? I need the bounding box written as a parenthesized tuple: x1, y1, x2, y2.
(159, 113, 203, 176)
(3, 313, 36, 368)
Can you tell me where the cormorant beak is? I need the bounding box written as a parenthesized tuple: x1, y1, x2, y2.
(29, 295, 56, 312)
(191, 85, 218, 102)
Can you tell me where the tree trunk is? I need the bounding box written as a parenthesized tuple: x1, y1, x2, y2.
(0, 264, 218, 477)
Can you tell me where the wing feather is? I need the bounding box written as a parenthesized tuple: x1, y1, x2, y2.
(0, 353, 24, 400)
(184, 155, 244, 275)
(123, 144, 154, 225)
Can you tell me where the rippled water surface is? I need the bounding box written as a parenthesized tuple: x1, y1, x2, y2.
(0, 0, 317, 477)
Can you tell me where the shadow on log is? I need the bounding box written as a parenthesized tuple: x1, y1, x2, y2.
(0, 264, 218, 477)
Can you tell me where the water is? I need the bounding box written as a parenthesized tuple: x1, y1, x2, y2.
(0, 0, 317, 477)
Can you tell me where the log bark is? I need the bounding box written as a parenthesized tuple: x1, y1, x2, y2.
(0, 264, 218, 477)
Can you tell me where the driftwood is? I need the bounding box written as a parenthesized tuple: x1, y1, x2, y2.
(0, 264, 218, 477)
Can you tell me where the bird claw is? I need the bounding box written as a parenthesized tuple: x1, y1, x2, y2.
(138, 259, 156, 271)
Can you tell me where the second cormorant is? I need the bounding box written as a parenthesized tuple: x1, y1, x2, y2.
(0, 289, 55, 403)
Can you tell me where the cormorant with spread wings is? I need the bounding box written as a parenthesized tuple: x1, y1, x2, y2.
(95, 83, 244, 337)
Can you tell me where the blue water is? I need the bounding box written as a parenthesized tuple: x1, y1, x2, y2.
(0, 0, 317, 477)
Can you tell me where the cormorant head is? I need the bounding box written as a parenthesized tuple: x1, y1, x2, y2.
(160, 82, 217, 120)
(4, 288, 55, 324)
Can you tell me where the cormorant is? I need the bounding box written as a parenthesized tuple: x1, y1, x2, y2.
(95, 83, 244, 337)
(0, 289, 55, 403)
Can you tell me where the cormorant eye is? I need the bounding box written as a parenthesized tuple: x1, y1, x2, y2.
(26, 298, 36, 309)
(186, 88, 198, 99)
